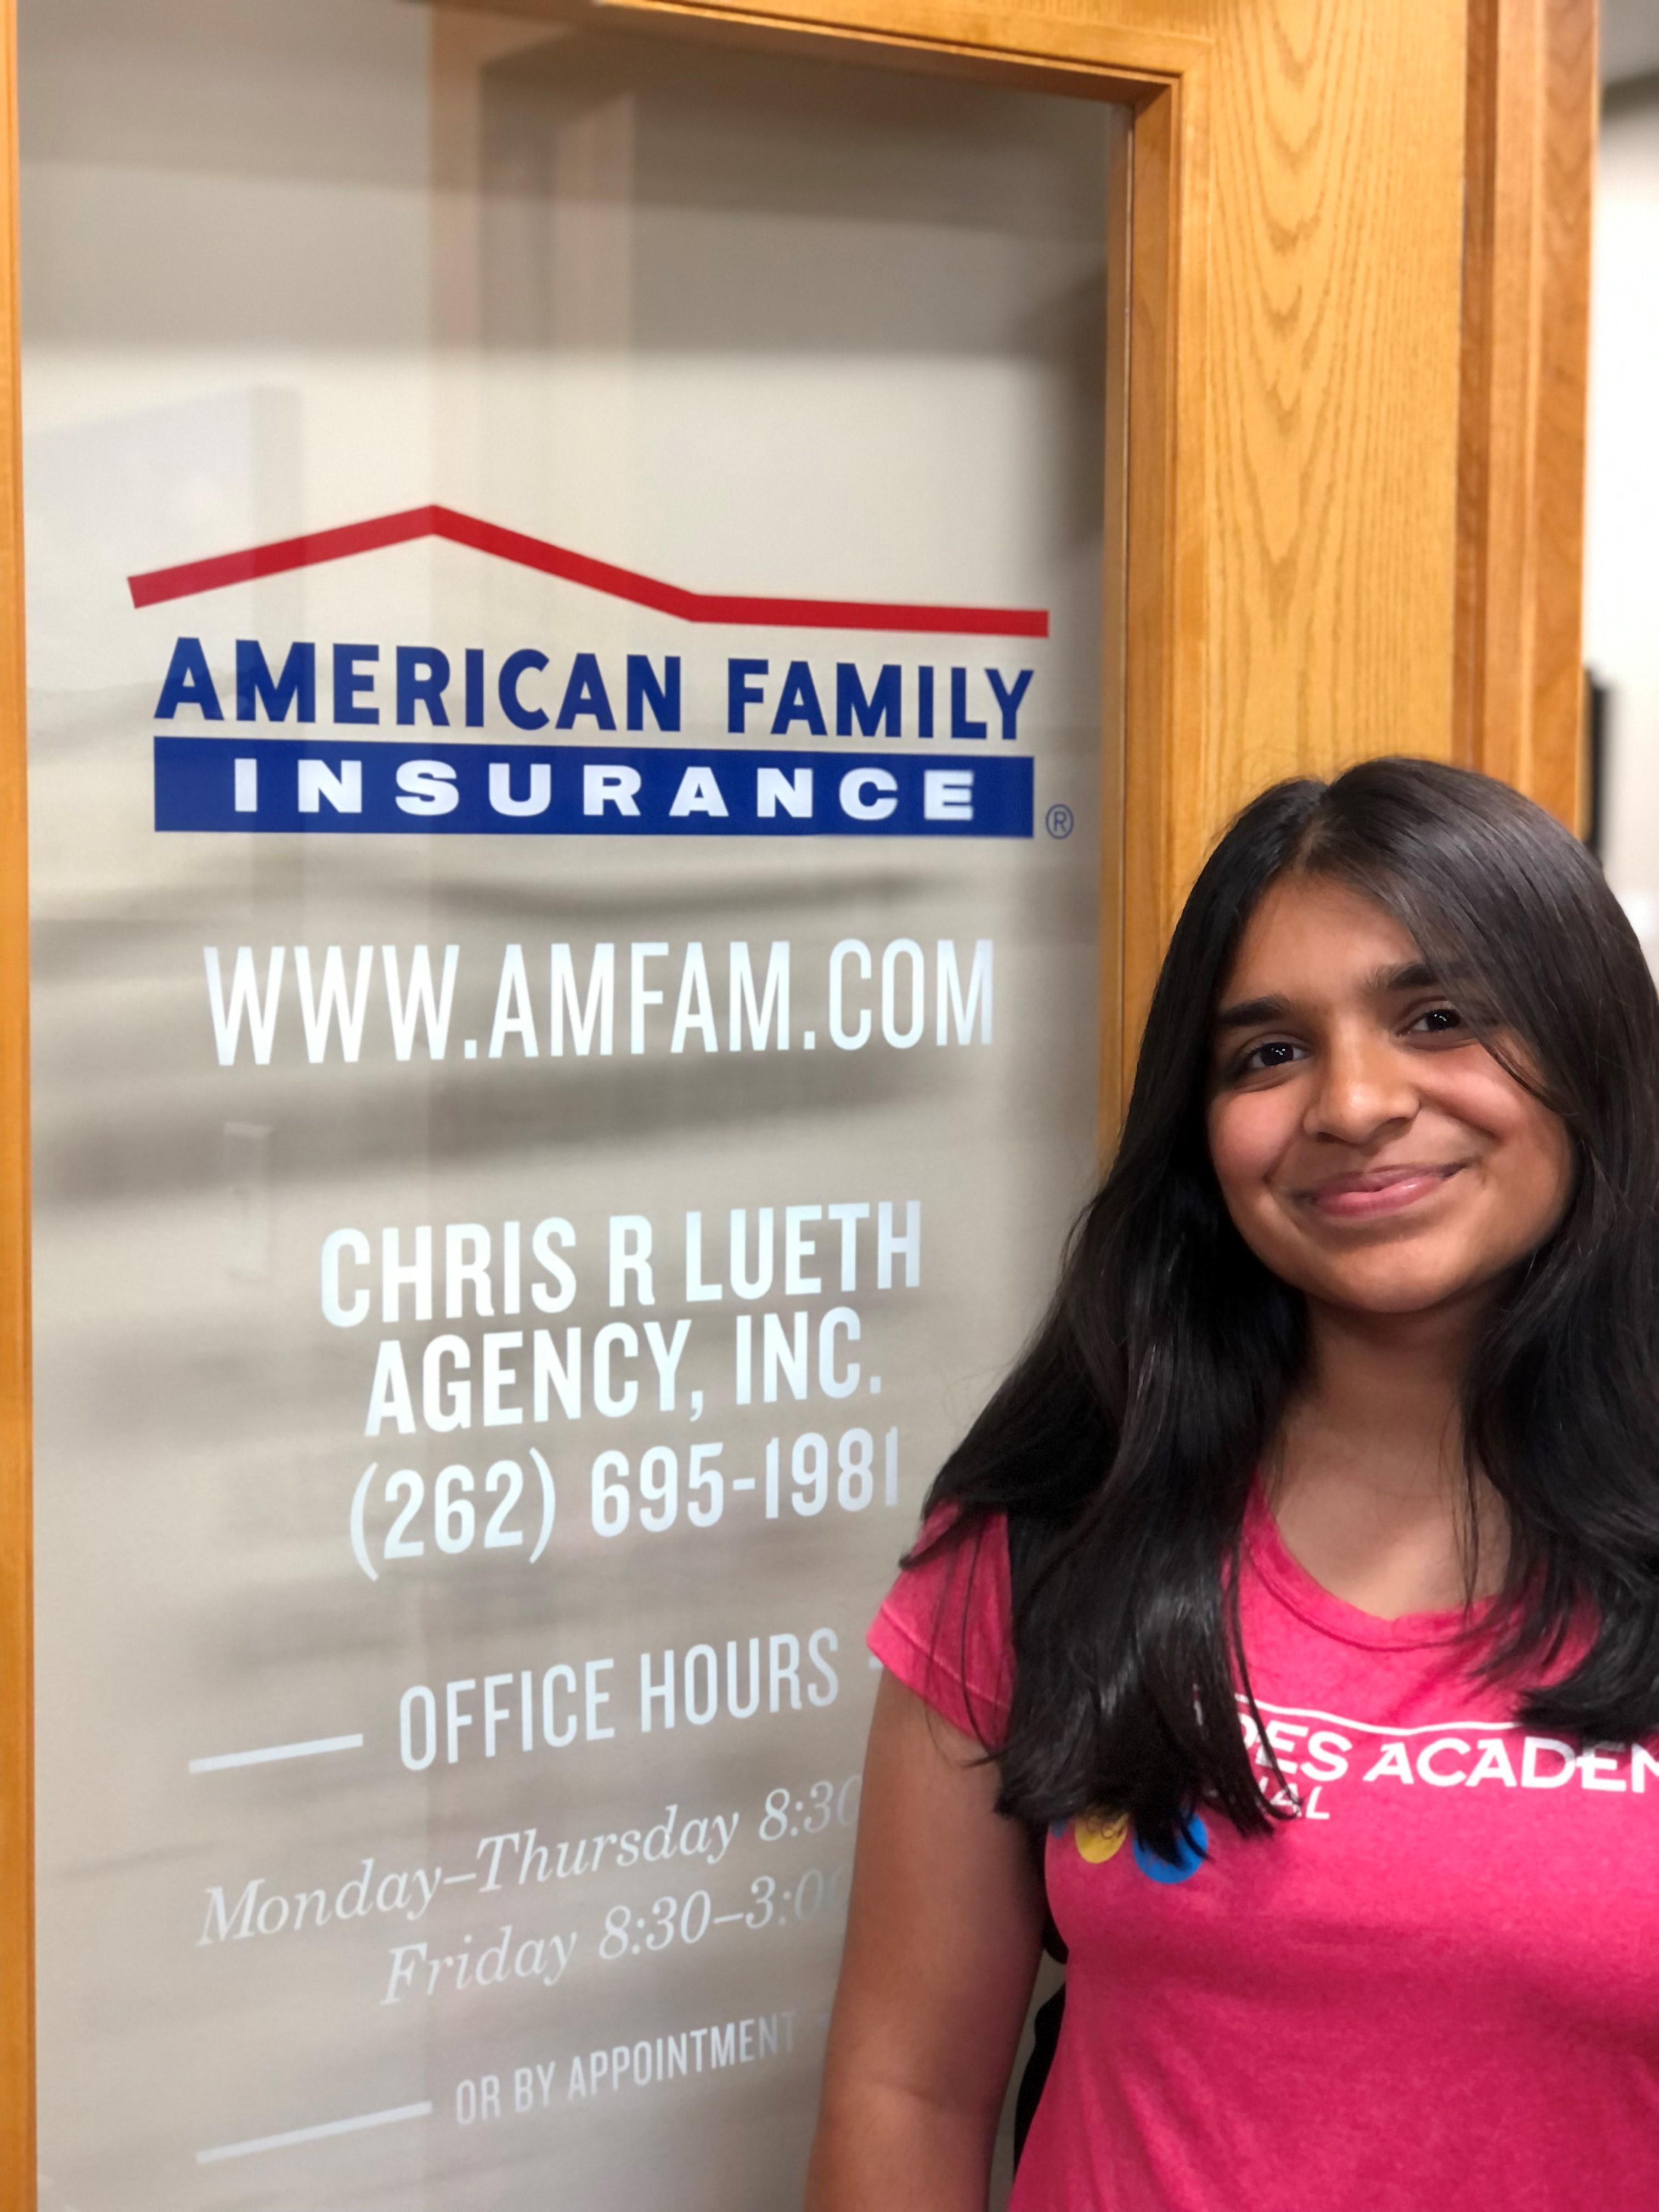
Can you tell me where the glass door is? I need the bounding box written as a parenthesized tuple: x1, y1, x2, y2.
(20, 3, 1121, 2203)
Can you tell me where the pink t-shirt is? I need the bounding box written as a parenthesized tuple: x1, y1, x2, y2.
(868, 1489, 1659, 2209)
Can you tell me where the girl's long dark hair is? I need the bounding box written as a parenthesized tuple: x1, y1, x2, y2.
(919, 757, 1659, 1861)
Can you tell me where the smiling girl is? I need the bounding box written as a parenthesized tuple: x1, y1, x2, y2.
(807, 759, 1659, 2211)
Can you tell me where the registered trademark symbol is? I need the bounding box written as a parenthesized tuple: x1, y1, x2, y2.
(1046, 804, 1075, 839)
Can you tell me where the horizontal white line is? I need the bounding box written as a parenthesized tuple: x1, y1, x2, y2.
(197, 2100, 432, 2164)
(188, 1733, 365, 1775)
(1241, 1696, 1520, 1739)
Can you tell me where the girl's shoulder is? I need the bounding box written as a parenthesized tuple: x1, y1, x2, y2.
(866, 1507, 1014, 1745)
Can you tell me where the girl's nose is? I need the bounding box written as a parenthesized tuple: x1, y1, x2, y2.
(1305, 1030, 1417, 1144)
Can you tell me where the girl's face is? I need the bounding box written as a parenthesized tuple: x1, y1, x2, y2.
(1205, 875, 1574, 1321)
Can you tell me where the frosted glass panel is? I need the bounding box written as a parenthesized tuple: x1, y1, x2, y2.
(21, 3, 1113, 2204)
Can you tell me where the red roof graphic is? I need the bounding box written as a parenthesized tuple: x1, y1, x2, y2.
(126, 504, 1048, 639)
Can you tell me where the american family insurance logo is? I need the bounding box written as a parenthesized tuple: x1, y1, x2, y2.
(138, 506, 1045, 839)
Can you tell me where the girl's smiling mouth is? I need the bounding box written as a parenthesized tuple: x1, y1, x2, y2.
(1300, 1162, 1466, 1220)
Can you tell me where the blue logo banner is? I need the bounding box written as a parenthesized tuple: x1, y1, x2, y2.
(154, 737, 1033, 839)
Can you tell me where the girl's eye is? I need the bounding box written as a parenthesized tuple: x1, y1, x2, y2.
(1238, 1039, 1304, 1076)
(1407, 1004, 1464, 1037)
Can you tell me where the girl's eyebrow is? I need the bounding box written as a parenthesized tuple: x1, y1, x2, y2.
(1211, 962, 1442, 1035)
(1212, 992, 1287, 1033)
(1374, 960, 1440, 994)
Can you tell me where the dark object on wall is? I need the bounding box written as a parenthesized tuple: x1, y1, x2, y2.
(1585, 670, 1609, 859)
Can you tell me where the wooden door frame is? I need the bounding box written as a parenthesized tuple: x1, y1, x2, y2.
(0, 2, 1594, 2202)
(1455, 0, 1597, 827)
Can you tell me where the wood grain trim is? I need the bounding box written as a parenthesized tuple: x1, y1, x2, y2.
(478, 0, 1212, 83)
(588, 0, 1199, 100)
(1096, 105, 1132, 1150)
(1455, 0, 1597, 829)
(0, 0, 33, 2197)
(1120, 71, 1205, 1103)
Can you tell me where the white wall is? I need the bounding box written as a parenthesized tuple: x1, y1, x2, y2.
(1601, 0, 1659, 93)
(1584, 86, 1659, 943)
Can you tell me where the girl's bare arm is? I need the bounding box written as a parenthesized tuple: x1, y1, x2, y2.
(805, 1670, 1046, 2212)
